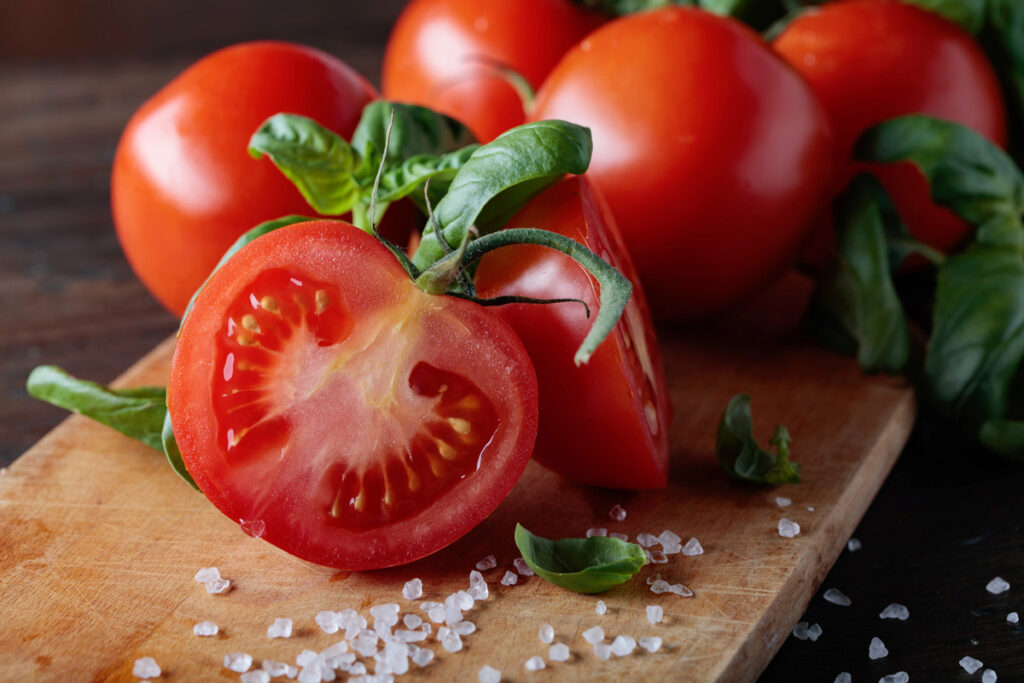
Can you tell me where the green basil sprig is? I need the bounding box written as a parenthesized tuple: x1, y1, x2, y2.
(514, 523, 646, 594)
(717, 394, 800, 485)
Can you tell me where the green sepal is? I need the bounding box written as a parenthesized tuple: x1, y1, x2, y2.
(514, 523, 646, 594)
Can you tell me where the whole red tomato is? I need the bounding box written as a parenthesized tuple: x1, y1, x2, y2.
(531, 8, 833, 320)
(381, 0, 603, 143)
(112, 42, 377, 316)
(774, 0, 1007, 265)
(476, 177, 672, 489)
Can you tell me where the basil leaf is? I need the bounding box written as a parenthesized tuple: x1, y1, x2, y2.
(351, 101, 477, 174)
(377, 146, 479, 206)
(249, 114, 360, 215)
(162, 412, 199, 489)
(27, 365, 166, 451)
(716, 394, 800, 485)
(979, 419, 1024, 459)
(514, 524, 646, 594)
(987, 0, 1024, 135)
(411, 120, 593, 271)
(855, 115, 1024, 248)
(808, 175, 911, 374)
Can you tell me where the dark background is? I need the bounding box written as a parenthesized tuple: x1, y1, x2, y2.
(2, 2, 1022, 680)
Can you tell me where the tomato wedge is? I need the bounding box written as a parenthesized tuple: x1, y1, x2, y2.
(169, 221, 538, 569)
(476, 177, 672, 489)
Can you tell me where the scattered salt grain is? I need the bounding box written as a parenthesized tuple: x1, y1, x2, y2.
(475, 555, 497, 571)
(807, 624, 823, 642)
(778, 518, 800, 538)
(609, 504, 628, 521)
(549, 643, 570, 662)
(647, 605, 664, 625)
(987, 577, 1010, 595)
(879, 604, 910, 621)
(681, 537, 704, 556)
(586, 528, 608, 537)
(133, 657, 161, 679)
(1007, 612, 1019, 624)
(469, 570, 490, 600)
(650, 579, 671, 594)
(224, 652, 253, 673)
(833, 674, 851, 683)
(403, 614, 422, 629)
(879, 674, 909, 683)
(659, 530, 681, 547)
(668, 582, 694, 598)
(241, 671, 271, 683)
(352, 630, 380, 657)
(296, 665, 322, 683)
(501, 570, 518, 586)
(524, 656, 546, 671)
(982, 669, 998, 683)
(393, 629, 428, 643)
(426, 606, 446, 624)
(267, 618, 293, 639)
(869, 637, 888, 660)
(539, 624, 555, 644)
(649, 550, 668, 564)
(410, 647, 434, 667)
(847, 538, 862, 552)
(316, 611, 339, 634)
(636, 533, 659, 548)
(582, 626, 604, 644)
(371, 604, 400, 628)
(205, 578, 231, 594)
(639, 636, 662, 653)
(441, 630, 463, 653)
(959, 656, 984, 675)
(609, 532, 629, 541)
(296, 650, 319, 667)
(193, 621, 218, 637)
(596, 600, 607, 615)
(194, 567, 219, 583)
(775, 496, 792, 507)
(478, 665, 501, 683)
(454, 620, 477, 636)
(792, 622, 810, 641)
(823, 588, 852, 607)
(594, 643, 612, 660)
(403, 578, 423, 600)
(807, 506, 815, 512)
(513, 557, 534, 576)
(611, 635, 637, 656)
(262, 661, 293, 678)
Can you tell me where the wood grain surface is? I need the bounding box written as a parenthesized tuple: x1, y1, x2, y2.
(0, 326, 914, 682)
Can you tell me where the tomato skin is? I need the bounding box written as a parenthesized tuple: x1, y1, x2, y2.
(382, 0, 603, 142)
(531, 8, 834, 320)
(475, 177, 672, 489)
(773, 0, 1007, 264)
(112, 42, 377, 317)
(169, 220, 537, 570)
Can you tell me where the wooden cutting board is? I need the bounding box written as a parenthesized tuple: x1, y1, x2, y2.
(0, 324, 914, 682)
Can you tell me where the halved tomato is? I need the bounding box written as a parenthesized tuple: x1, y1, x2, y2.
(168, 220, 538, 569)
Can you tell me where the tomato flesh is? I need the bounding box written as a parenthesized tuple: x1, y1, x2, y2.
(170, 220, 537, 569)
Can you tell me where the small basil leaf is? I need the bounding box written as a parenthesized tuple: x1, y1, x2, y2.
(249, 114, 360, 215)
(376, 146, 479, 206)
(411, 120, 593, 271)
(27, 365, 166, 451)
(162, 411, 199, 489)
(351, 100, 477, 175)
(808, 175, 911, 374)
(855, 115, 1024, 248)
(514, 523, 646, 594)
(979, 419, 1024, 460)
(716, 394, 801, 485)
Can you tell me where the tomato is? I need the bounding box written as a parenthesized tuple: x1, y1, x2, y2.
(476, 177, 672, 489)
(530, 8, 833, 320)
(112, 42, 377, 316)
(381, 0, 603, 143)
(773, 0, 1007, 265)
(168, 220, 537, 570)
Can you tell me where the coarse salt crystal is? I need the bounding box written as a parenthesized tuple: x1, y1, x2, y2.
(879, 674, 909, 683)
(296, 650, 319, 667)
(807, 506, 815, 511)
(393, 629, 428, 643)
(371, 604, 401, 627)
(649, 550, 668, 564)
(316, 611, 339, 634)
(668, 582, 694, 598)
(426, 606, 446, 624)
(636, 533, 659, 548)
(549, 643, 570, 662)
(241, 672, 271, 683)
(647, 605, 663, 625)
(659, 530, 681, 546)
(639, 636, 662, 653)
(596, 600, 607, 615)
(403, 578, 423, 600)
(501, 570, 518, 586)
(582, 626, 604, 644)
(454, 620, 476, 636)
(879, 604, 910, 621)
(833, 673, 851, 683)
(133, 657, 161, 679)
(792, 622, 810, 641)
(778, 518, 800, 538)
(982, 669, 998, 683)
(661, 542, 683, 555)
(609, 532, 629, 541)
(478, 665, 501, 683)
(194, 567, 219, 583)
(469, 570, 489, 600)
(775, 496, 792, 507)
(403, 614, 422, 629)
(261, 661, 292, 677)
(296, 665, 321, 683)
(267, 618, 293, 638)
(524, 656, 545, 671)
(847, 538, 862, 552)
(594, 643, 612, 660)
(609, 504, 627, 521)
(441, 631, 463, 653)
(224, 652, 253, 673)
(586, 528, 608, 537)
(205, 578, 231, 594)
(650, 579, 671, 594)
(681, 537, 703, 556)
(411, 647, 434, 667)
(987, 577, 1010, 595)
(1007, 612, 1019, 624)
(823, 588, 852, 607)
(869, 637, 888, 660)
(475, 555, 497, 571)
(193, 621, 218, 637)
(539, 624, 555, 644)
(611, 635, 637, 656)
(513, 557, 534, 576)
(960, 656, 984, 674)
(806, 623, 823, 642)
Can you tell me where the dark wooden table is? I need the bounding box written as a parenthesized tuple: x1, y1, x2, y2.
(2, 2, 1022, 680)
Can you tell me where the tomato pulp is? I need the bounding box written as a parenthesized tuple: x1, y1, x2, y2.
(112, 42, 377, 316)
(169, 221, 538, 569)
(476, 177, 672, 489)
(382, 0, 603, 142)
(774, 0, 1007, 264)
(531, 8, 834, 320)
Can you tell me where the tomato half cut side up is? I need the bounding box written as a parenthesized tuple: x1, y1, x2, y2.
(475, 177, 672, 489)
(169, 220, 538, 570)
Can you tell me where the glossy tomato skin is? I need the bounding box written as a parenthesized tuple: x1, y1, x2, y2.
(382, 0, 603, 142)
(112, 42, 377, 316)
(774, 0, 1006, 264)
(531, 8, 833, 320)
(169, 220, 537, 570)
(475, 177, 672, 489)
